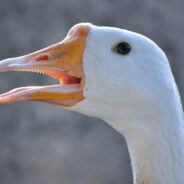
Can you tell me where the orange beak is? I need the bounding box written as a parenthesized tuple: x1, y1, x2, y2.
(0, 24, 89, 107)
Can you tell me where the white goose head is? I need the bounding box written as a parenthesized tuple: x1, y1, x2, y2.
(71, 24, 178, 124)
(0, 23, 184, 184)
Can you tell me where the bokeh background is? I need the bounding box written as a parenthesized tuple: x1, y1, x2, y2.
(0, 0, 183, 184)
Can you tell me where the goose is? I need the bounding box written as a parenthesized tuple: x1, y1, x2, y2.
(0, 23, 184, 184)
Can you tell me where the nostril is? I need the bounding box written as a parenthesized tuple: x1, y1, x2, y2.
(36, 55, 49, 61)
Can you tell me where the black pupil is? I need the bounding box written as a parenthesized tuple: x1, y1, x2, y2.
(116, 42, 131, 55)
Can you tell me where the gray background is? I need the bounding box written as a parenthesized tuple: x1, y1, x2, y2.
(0, 0, 184, 184)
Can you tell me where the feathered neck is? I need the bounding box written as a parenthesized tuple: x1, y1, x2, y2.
(126, 116, 184, 184)
(107, 83, 184, 184)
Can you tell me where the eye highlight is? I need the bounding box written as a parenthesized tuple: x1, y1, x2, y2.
(112, 41, 131, 55)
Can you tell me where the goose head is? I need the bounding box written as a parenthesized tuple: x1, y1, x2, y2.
(0, 23, 177, 131)
(72, 24, 176, 124)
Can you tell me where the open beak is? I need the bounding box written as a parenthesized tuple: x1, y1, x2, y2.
(0, 24, 89, 107)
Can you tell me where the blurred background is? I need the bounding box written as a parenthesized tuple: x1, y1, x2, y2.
(0, 0, 183, 184)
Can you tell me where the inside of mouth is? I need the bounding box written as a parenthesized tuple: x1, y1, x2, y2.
(0, 69, 81, 97)
(12, 69, 82, 85)
(36, 69, 81, 85)
(58, 73, 81, 85)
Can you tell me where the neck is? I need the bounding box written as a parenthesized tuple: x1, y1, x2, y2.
(126, 118, 184, 184)
(108, 90, 184, 184)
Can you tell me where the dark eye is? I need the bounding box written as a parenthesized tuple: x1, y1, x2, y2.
(112, 42, 131, 55)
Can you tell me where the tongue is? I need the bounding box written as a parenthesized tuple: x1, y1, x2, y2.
(60, 75, 81, 84)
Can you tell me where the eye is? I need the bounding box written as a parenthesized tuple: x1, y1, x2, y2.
(112, 42, 131, 55)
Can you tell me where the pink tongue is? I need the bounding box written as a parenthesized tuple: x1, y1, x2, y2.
(60, 75, 81, 85)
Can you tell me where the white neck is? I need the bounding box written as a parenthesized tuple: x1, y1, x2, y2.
(107, 88, 184, 184)
(126, 117, 184, 184)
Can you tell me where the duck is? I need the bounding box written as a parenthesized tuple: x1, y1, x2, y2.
(0, 23, 184, 184)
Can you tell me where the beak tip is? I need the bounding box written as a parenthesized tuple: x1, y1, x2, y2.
(0, 57, 25, 72)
